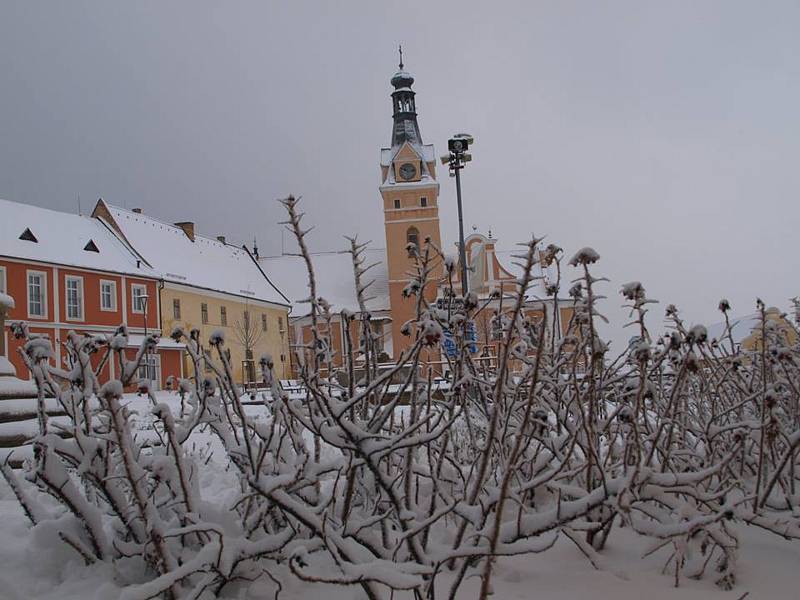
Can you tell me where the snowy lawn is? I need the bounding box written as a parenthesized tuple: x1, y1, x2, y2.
(0, 391, 797, 600)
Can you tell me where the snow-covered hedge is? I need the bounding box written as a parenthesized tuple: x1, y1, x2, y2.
(2, 196, 799, 599)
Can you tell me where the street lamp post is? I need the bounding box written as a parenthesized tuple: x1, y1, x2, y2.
(441, 134, 474, 296)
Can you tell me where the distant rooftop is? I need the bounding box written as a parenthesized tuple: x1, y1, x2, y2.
(260, 248, 390, 317)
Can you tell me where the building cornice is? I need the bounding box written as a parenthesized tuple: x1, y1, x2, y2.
(380, 181, 439, 193)
(162, 280, 289, 310)
(0, 254, 158, 281)
(384, 216, 440, 225)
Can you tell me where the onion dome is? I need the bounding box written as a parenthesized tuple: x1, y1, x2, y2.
(391, 69, 414, 89)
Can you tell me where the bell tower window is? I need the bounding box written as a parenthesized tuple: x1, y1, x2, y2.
(406, 226, 419, 256)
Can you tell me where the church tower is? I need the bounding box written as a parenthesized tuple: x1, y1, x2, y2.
(380, 55, 442, 357)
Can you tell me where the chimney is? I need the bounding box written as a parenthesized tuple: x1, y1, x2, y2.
(217, 235, 226, 244)
(175, 222, 195, 241)
(132, 208, 143, 214)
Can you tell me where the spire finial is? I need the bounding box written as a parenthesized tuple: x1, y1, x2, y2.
(398, 44, 404, 70)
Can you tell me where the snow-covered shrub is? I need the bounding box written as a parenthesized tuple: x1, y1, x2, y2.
(2, 195, 799, 599)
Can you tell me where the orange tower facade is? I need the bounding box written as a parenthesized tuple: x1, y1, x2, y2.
(379, 60, 443, 356)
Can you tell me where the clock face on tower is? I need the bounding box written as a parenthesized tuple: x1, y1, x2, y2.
(399, 162, 417, 181)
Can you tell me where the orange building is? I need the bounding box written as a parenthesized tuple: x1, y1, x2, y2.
(0, 199, 183, 389)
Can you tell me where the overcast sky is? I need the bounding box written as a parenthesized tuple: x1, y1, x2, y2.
(1, 1, 798, 349)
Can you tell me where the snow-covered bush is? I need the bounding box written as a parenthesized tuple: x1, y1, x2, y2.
(2, 195, 799, 599)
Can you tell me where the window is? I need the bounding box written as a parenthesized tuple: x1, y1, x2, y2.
(83, 240, 99, 253)
(394, 199, 401, 209)
(131, 284, 147, 314)
(0, 266, 6, 294)
(138, 354, 161, 385)
(173, 298, 181, 319)
(19, 228, 38, 243)
(201, 303, 209, 324)
(65, 276, 84, 320)
(406, 226, 419, 255)
(420, 197, 427, 207)
(261, 313, 268, 332)
(100, 280, 117, 311)
(278, 317, 285, 336)
(27, 271, 47, 318)
(220, 305, 227, 326)
(371, 320, 385, 354)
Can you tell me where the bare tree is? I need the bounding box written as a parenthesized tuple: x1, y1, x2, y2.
(233, 302, 263, 384)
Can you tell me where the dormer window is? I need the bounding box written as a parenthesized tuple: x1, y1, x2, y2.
(83, 240, 99, 252)
(19, 228, 38, 243)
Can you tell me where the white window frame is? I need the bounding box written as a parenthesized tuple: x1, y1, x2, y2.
(26, 270, 48, 319)
(0, 265, 6, 294)
(100, 279, 117, 312)
(137, 354, 162, 390)
(65, 275, 84, 321)
(131, 284, 147, 314)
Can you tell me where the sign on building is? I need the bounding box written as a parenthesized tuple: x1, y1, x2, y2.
(442, 321, 478, 358)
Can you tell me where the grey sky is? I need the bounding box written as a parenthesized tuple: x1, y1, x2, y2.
(1, 1, 798, 349)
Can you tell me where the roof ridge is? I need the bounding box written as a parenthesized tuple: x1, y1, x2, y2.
(0, 197, 98, 222)
(260, 248, 387, 259)
(106, 202, 184, 231)
(107, 202, 240, 248)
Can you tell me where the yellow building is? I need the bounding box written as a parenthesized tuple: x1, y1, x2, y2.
(159, 285, 290, 382)
(709, 306, 798, 355)
(93, 200, 292, 384)
(739, 307, 797, 352)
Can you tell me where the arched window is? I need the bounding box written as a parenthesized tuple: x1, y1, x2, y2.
(406, 226, 419, 256)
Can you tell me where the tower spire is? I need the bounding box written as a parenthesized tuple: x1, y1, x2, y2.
(389, 51, 421, 147)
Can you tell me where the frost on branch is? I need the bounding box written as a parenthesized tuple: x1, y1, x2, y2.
(2, 198, 799, 599)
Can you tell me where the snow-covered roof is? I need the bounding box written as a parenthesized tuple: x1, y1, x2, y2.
(707, 314, 757, 345)
(98, 202, 289, 307)
(706, 310, 788, 346)
(126, 334, 185, 350)
(380, 143, 436, 167)
(485, 250, 552, 298)
(0, 198, 157, 277)
(260, 248, 390, 316)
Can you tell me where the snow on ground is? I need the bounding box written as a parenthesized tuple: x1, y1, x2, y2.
(0, 391, 797, 599)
